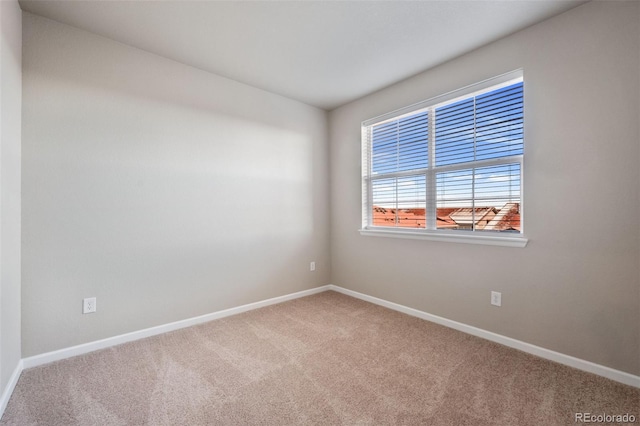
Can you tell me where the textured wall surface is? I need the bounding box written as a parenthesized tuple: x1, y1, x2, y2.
(329, 1, 640, 375)
(0, 0, 22, 390)
(22, 13, 330, 357)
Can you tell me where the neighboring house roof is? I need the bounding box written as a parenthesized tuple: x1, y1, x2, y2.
(372, 203, 520, 231)
(449, 207, 497, 227)
(484, 202, 520, 231)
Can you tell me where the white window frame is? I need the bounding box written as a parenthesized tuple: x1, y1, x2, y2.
(360, 70, 528, 248)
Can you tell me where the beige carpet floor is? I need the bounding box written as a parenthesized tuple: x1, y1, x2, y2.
(1, 291, 638, 425)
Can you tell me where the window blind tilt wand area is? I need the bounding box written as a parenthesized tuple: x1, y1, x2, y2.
(362, 72, 524, 238)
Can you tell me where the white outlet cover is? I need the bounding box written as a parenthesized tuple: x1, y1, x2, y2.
(83, 297, 97, 314)
(310, 261, 316, 271)
(491, 291, 502, 307)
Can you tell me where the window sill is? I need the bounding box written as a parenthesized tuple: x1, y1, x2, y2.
(359, 228, 528, 248)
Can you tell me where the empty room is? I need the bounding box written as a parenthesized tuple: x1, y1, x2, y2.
(0, 0, 639, 424)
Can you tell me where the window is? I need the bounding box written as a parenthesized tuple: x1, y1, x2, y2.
(361, 71, 527, 247)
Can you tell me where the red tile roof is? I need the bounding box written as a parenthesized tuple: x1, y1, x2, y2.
(372, 203, 520, 232)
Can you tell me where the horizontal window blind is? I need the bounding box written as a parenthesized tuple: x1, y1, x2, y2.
(371, 111, 429, 175)
(363, 71, 524, 236)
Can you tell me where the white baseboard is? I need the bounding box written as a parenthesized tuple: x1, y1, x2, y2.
(0, 360, 23, 419)
(22, 285, 331, 369)
(16, 283, 640, 391)
(328, 285, 640, 388)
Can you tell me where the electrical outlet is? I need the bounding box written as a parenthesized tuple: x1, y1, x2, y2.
(83, 297, 97, 314)
(491, 291, 502, 307)
(310, 261, 316, 272)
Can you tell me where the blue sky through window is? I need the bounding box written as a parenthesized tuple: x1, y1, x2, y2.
(372, 111, 428, 175)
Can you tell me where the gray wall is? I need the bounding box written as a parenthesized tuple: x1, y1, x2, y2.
(0, 0, 22, 390)
(22, 13, 330, 357)
(329, 1, 640, 375)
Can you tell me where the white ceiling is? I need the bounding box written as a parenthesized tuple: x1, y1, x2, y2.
(19, 0, 586, 110)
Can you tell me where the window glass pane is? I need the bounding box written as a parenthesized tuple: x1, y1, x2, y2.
(476, 82, 524, 161)
(372, 178, 397, 227)
(436, 169, 473, 230)
(372, 111, 428, 175)
(436, 164, 520, 232)
(371, 122, 398, 175)
(397, 176, 426, 228)
(473, 163, 521, 232)
(435, 81, 524, 166)
(435, 98, 474, 166)
(372, 175, 426, 228)
(398, 113, 429, 172)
